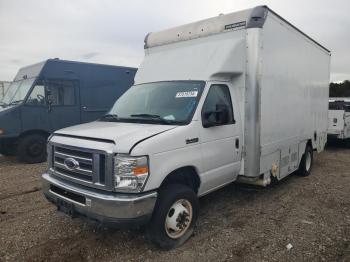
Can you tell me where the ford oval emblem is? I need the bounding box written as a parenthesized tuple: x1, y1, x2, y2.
(64, 158, 80, 170)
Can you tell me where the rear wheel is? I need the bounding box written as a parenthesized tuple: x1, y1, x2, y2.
(17, 134, 47, 163)
(298, 145, 313, 176)
(146, 184, 199, 250)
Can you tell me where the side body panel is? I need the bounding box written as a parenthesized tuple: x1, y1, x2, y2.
(243, 28, 262, 177)
(258, 13, 330, 178)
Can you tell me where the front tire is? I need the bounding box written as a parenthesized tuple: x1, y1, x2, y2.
(146, 184, 199, 250)
(298, 145, 313, 176)
(17, 134, 47, 164)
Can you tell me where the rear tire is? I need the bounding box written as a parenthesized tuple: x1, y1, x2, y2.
(17, 134, 47, 163)
(298, 145, 313, 176)
(146, 184, 199, 250)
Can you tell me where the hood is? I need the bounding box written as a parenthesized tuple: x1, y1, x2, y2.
(54, 121, 177, 153)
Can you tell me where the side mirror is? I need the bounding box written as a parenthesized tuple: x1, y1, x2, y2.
(202, 104, 229, 128)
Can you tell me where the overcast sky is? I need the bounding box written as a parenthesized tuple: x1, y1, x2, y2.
(0, 0, 348, 82)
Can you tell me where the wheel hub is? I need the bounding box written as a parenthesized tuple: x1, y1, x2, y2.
(165, 199, 193, 239)
(28, 143, 43, 156)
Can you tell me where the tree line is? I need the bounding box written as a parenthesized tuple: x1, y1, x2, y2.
(329, 80, 350, 97)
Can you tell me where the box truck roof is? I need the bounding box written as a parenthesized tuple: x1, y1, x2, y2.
(136, 5, 330, 84)
(144, 5, 330, 53)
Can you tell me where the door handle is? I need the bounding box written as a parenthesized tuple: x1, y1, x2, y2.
(235, 138, 239, 149)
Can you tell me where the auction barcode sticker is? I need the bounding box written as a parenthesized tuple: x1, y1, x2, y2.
(176, 91, 198, 98)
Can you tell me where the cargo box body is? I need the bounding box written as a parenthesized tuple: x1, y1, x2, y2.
(136, 6, 331, 180)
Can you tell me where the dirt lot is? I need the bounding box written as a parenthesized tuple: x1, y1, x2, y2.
(0, 142, 349, 262)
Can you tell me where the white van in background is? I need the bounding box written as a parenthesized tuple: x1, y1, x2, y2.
(328, 98, 350, 140)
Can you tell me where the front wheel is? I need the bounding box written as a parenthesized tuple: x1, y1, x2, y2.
(17, 134, 47, 164)
(298, 145, 313, 176)
(146, 184, 199, 250)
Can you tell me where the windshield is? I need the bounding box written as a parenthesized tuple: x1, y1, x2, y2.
(103, 81, 205, 125)
(1, 78, 35, 106)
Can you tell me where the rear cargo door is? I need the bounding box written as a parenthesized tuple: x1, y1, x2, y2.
(199, 83, 242, 193)
(46, 79, 81, 132)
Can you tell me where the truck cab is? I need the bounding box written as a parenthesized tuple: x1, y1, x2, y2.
(0, 59, 136, 163)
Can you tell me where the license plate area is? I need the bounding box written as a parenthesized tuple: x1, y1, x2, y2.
(56, 198, 75, 216)
(50, 185, 86, 206)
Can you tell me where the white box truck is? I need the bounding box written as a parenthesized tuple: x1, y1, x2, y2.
(42, 6, 331, 249)
(328, 98, 350, 140)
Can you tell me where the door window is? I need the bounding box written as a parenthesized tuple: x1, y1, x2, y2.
(47, 80, 76, 106)
(202, 84, 234, 126)
(26, 81, 46, 106)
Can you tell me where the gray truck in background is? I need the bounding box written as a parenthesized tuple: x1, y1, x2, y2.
(0, 59, 137, 163)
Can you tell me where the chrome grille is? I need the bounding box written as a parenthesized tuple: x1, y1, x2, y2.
(50, 144, 109, 189)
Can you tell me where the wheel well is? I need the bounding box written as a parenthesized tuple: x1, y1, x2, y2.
(160, 166, 201, 193)
(19, 130, 50, 140)
(306, 139, 314, 151)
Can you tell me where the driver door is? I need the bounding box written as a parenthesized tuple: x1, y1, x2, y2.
(45, 79, 81, 132)
(199, 83, 242, 194)
(21, 79, 50, 133)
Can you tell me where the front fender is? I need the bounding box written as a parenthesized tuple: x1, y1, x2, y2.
(0, 106, 21, 138)
(132, 122, 203, 192)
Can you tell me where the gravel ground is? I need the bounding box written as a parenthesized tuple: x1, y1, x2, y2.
(0, 141, 349, 262)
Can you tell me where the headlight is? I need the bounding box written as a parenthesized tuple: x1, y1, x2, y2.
(114, 155, 149, 193)
(0, 128, 4, 135)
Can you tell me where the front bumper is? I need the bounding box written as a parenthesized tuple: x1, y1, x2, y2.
(42, 173, 157, 227)
(328, 130, 346, 140)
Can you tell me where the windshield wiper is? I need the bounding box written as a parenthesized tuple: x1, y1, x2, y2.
(131, 113, 163, 119)
(130, 113, 178, 124)
(99, 113, 120, 121)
